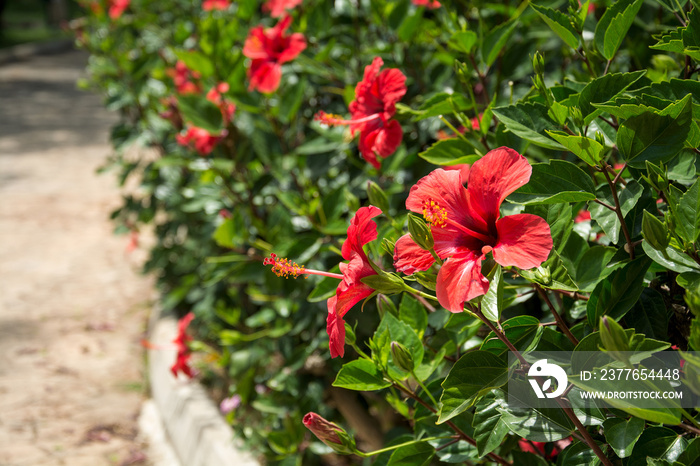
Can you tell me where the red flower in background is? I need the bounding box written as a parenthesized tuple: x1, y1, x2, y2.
(206, 82, 236, 124)
(202, 0, 230, 10)
(170, 61, 202, 95)
(315, 57, 406, 169)
(326, 206, 382, 358)
(108, 0, 129, 19)
(171, 312, 195, 378)
(263, 0, 302, 17)
(176, 127, 223, 156)
(243, 15, 307, 93)
(412, 0, 440, 8)
(393, 147, 552, 312)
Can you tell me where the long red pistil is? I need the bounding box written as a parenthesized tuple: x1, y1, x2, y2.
(263, 253, 344, 280)
(422, 198, 494, 244)
(315, 110, 381, 127)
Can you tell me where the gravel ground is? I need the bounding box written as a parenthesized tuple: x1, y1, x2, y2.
(0, 48, 155, 466)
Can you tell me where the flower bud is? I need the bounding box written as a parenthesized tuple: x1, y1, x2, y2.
(533, 51, 545, 76)
(302, 412, 356, 455)
(344, 322, 356, 346)
(361, 270, 407, 295)
(595, 131, 606, 148)
(407, 214, 434, 251)
(391, 341, 415, 372)
(569, 107, 583, 128)
(600, 316, 631, 365)
(642, 211, 670, 251)
(534, 266, 551, 285)
(367, 181, 390, 214)
(382, 238, 396, 255)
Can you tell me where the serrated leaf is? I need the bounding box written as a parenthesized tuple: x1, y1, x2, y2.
(578, 71, 647, 124)
(594, 0, 644, 60)
(589, 180, 644, 243)
(617, 95, 693, 169)
(629, 427, 687, 464)
(332, 359, 391, 391)
(576, 246, 620, 292)
(509, 160, 596, 205)
(586, 256, 651, 327)
(481, 315, 542, 357)
(531, 4, 580, 50)
(418, 139, 479, 166)
(472, 390, 509, 457)
(399, 294, 429, 339)
(546, 131, 604, 166)
(623, 288, 670, 340)
(493, 102, 564, 150)
(387, 442, 434, 466)
(438, 351, 508, 424)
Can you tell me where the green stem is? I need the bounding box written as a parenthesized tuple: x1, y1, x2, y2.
(412, 371, 439, 408)
(682, 409, 700, 429)
(438, 115, 473, 146)
(356, 436, 455, 457)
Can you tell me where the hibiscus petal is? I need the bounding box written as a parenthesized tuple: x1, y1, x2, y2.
(326, 296, 346, 358)
(467, 147, 532, 226)
(242, 28, 268, 59)
(405, 169, 471, 227)
(393, 234, 435, 275)
(492, 214, 553, 269)
(341, 206, 382, 260)
(248, 61, 282, 93)
(377, 68, 407, 117)
(373, 119, 403, 158)
(278, 32, 307, 63)
(436, 253, 488, 312)
(334, 280, 375, 318)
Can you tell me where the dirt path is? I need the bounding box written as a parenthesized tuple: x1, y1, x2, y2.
(0, 48, 155, 466)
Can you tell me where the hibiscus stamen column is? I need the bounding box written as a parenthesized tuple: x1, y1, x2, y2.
(263, 253, 344, 280)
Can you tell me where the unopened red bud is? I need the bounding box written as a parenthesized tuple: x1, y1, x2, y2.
(302, 412, 356, 455)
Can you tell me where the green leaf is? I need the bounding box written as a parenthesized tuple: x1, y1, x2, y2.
(413, 93, 473, 121)
(642, 241, 700, 274)
(499, 379, 575, 442)
(307, 269, 342, 302)
(594, 0, 644, 60)
(530, 4, 580, 50)
(589, 180, 644, 243)
(586, 256, 651, 327)
(278, 78, 306, 124)
(623, 288, 670, 340)
(677, 272, 700, 292)
(493, 102, 565, 150)
(578, 71, 647, 124)
(678, 178, 700, 243)
(332, 359, 391, 391)
(509, 160, 596, 205)
(448, 30, 478, 54)
(575, 246, 620, 292)
(372, 313, 424, 380)
(617, 95, 693, 169)
(556, 440, 603, 465)
(472, 390, 509, 457)
(438, 351, 508, 424)
(545, 131, 604, 166)
(417, 139, 479, 166)
(177, 95, 224, 133)
(482, 19, 518, 67)
(481, 315, 542, 357)
(629, 427, 687, 464)
(387, 442, 434, 466)
(173, 49, 214, 77)
(481, 266, 503, 323)
(603, 417, 645, 458)
(399, 294, 429, 339)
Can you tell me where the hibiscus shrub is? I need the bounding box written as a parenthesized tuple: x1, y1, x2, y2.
(78, 0, 700, 464)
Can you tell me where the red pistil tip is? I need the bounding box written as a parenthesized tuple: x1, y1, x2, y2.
(263, 253, 306, 279)
(422, 198, 447, 228)
(315, 111, 345, 126)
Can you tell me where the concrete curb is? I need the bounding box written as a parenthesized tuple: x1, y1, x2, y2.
(0, 38, 76, 65)
(140, 315, 259, 466)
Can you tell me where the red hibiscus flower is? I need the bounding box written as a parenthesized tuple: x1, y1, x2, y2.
(518, 438, 571, 460)
(263, 0, 302, 17)
(243, 15, 307, 93)
(263, 206, 381, 358)
(393, 147, 552, 312)
(316, 57, 406, 169)
(170, 61, 202, 95)
(412, 0, 440, 8)
(171, 312, 195, 378)
(206, 82, 236, 124)
(108, 0, 129, 19)
(202, 0, 230, 10)
(574, 209, 591, 223)
(176, 126, 223, 156)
